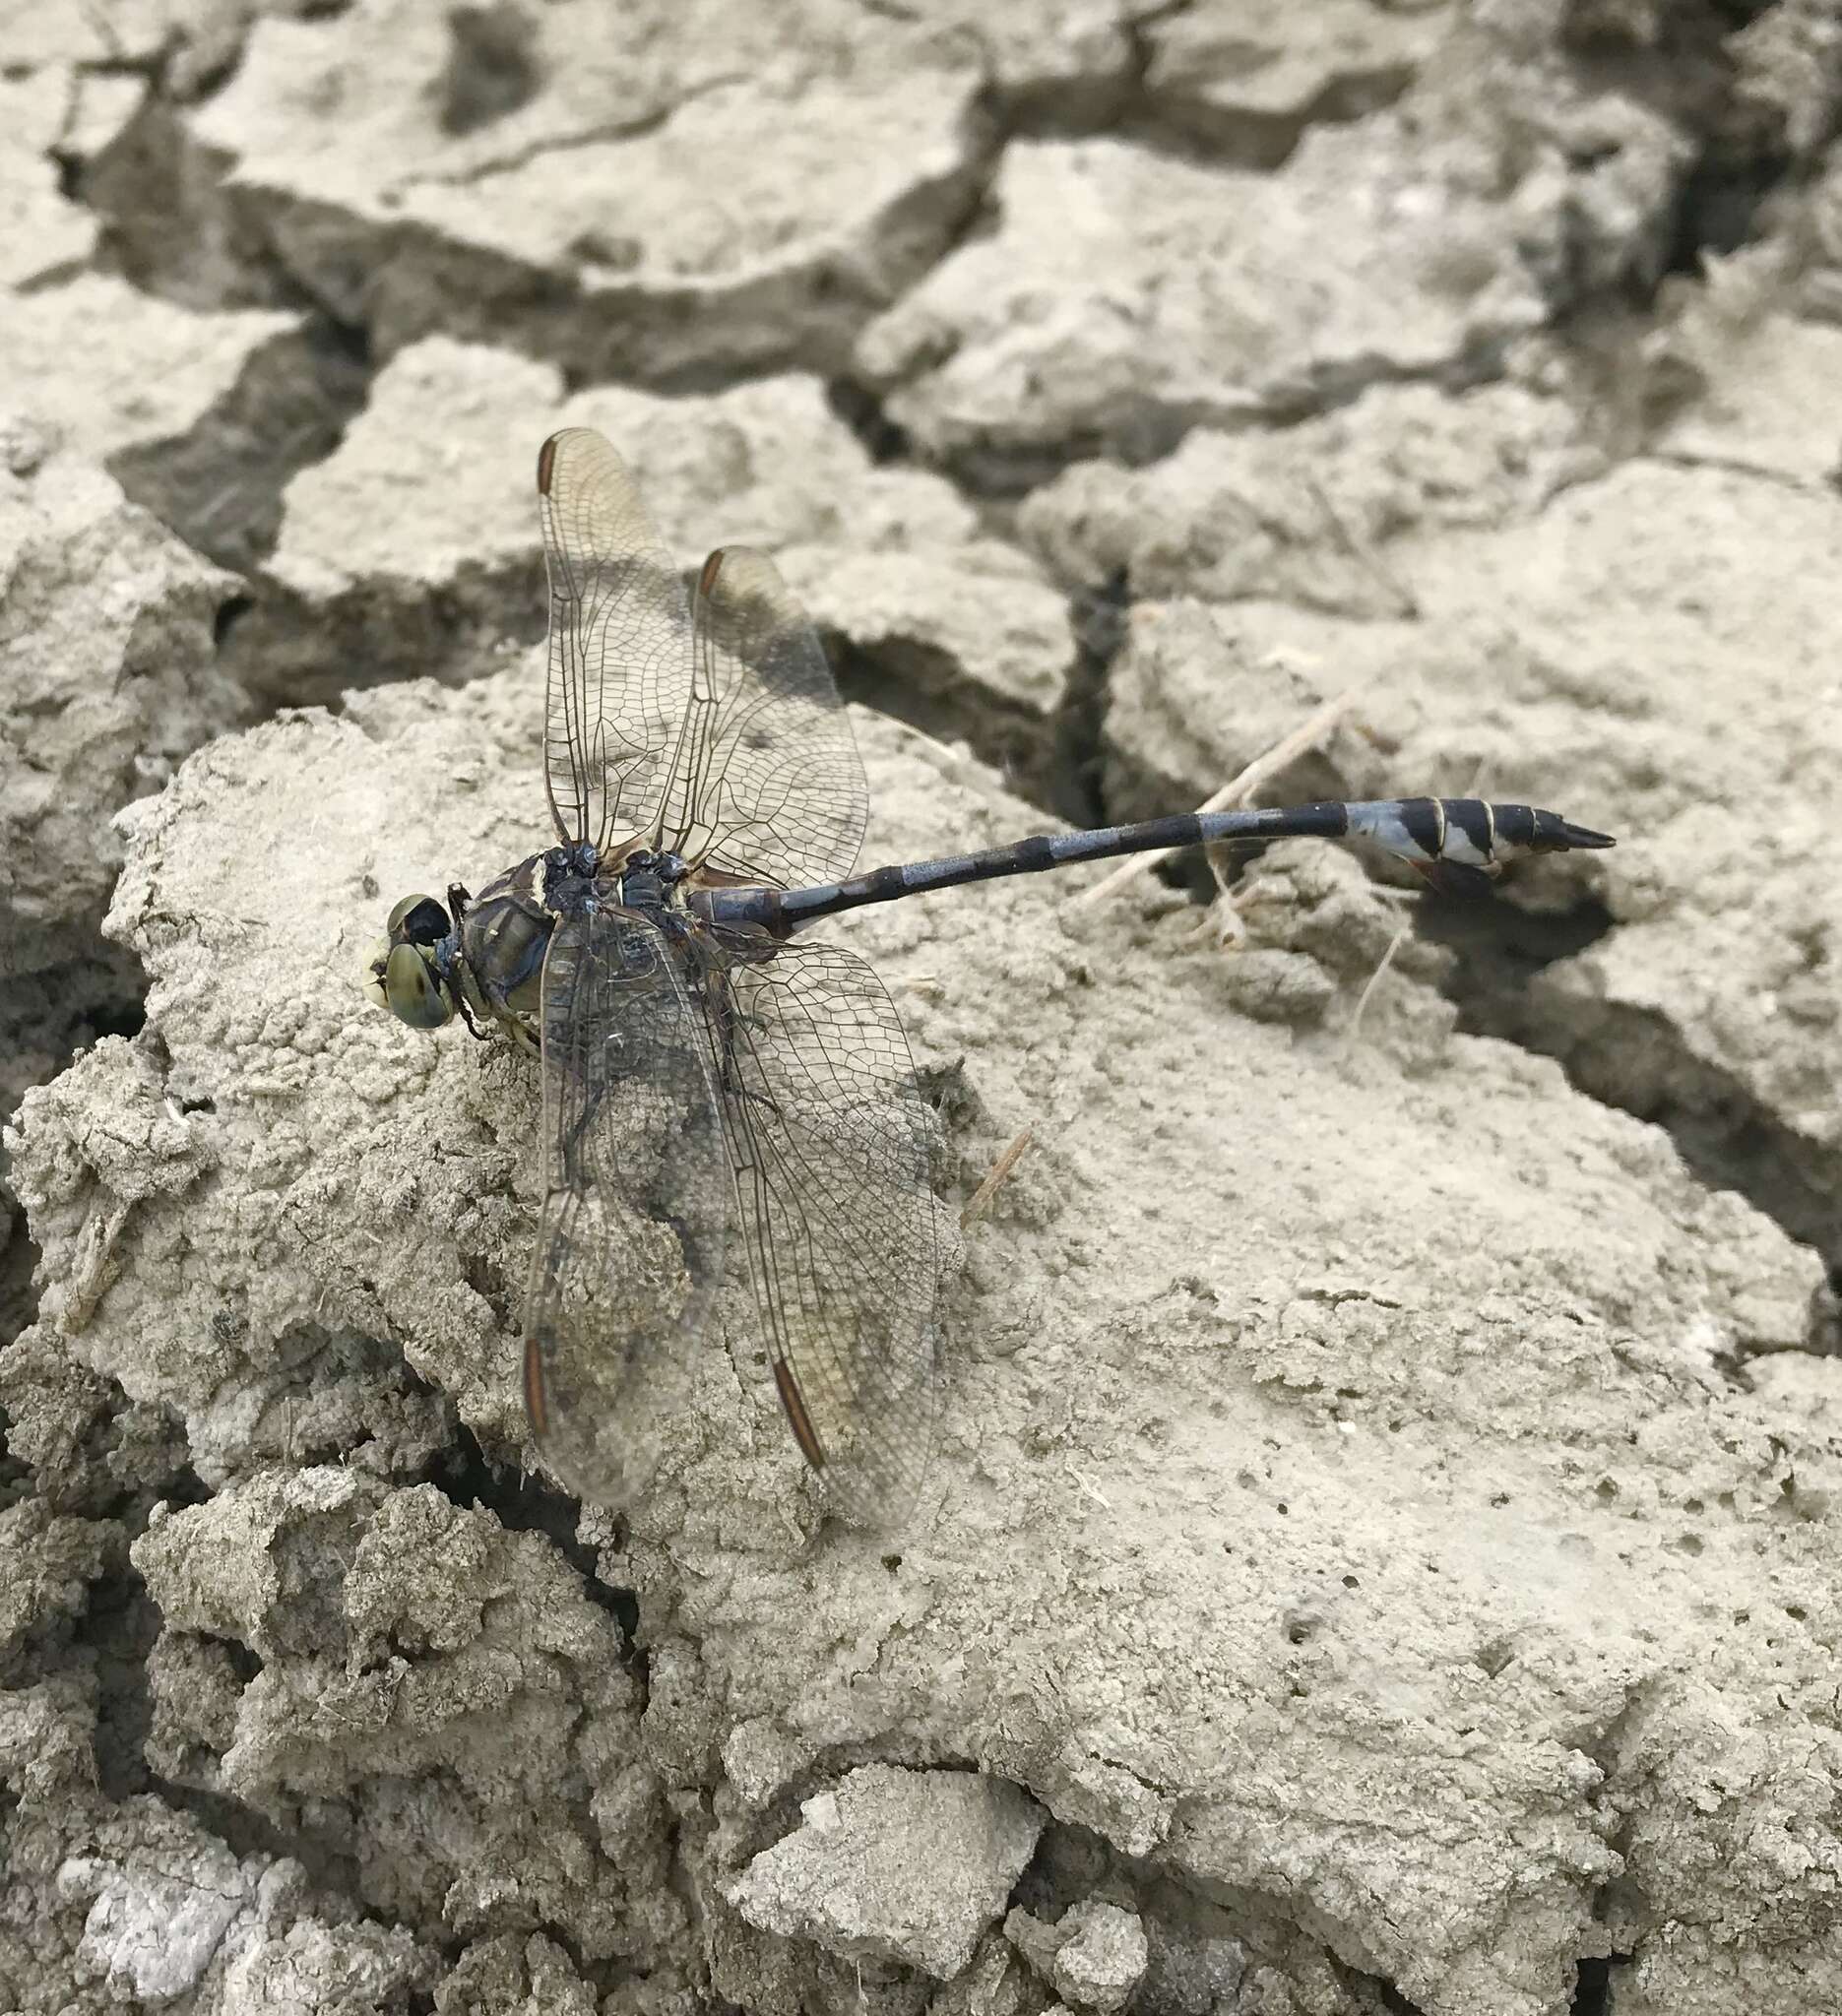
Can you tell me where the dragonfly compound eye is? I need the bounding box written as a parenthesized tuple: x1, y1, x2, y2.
(382, 942, 454, 1029)
(387, 893, 452, 947)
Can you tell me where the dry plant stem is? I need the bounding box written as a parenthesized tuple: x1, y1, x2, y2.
(1305, 474, 1421, 619)
(1069, 685, 1364, 910)
(1344, 923, 1410, 1052)
(959, 1124, 1036, 1229)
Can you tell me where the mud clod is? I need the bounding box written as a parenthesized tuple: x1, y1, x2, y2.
(4, 7, 1841, 2016)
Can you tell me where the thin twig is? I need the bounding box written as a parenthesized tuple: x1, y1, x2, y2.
(1066, 1464, 1114, 1512)
(1343, 924, 1409, 1052)
(1069, 684, 1364, 910)
(1304, 475, 1421, 620)
(959, 1124, 1036, 1230)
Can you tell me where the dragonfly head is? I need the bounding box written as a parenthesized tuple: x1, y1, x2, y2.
(364, 893, 458, 1030)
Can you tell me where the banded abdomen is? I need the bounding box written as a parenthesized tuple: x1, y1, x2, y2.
(1342, 797, 1615, 896)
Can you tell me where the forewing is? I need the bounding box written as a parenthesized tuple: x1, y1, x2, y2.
(537, 428, 692, 850)
(710, 932, 940, 1526)
(658, 545, 868, 889)
(523, 906, 731, 1510)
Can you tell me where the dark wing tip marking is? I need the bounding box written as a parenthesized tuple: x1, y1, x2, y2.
(522, 1334, 549, 1439)
(771, 1357, 828, 1475)
(697, 547, 728, 598)
(537, 432, 563, 496)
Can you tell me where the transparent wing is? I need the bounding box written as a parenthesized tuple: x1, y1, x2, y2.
(523, 905, 732, 1509)
(706, 929, 940, 1526)
(537, 428, 692, 851)
(656, 545, 868, 890)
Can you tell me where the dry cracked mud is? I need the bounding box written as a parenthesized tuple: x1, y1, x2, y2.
(2, 6, 1840, 2016)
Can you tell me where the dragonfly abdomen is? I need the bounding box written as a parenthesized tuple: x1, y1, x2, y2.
(718, 794, 1614, 930)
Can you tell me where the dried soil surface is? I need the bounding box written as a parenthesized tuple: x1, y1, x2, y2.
(2, 7, 1840, 2016)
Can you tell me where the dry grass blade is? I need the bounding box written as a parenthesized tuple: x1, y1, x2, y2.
(1069, 684, 1364, 910)
(959, 1125, 1036, 1230)
(1343, 922, 1409, 1052)
(1304, 475, 1421, 620)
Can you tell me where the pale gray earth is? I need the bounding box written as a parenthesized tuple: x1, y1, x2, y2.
(2, 6, 1840, 2015)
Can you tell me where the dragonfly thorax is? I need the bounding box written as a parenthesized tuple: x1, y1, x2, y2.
(539, 841, 602, 914)
(364, 840, 732, 1044)
(619, 846, 688, 881)
(609, 854, 689, 917)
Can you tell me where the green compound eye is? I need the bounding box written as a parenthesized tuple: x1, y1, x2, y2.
(382, 942, 453, 1029)
(387, 894, 451, 947)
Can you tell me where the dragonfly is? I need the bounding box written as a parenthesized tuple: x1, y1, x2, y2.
(366, 427, 1616, 1526)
